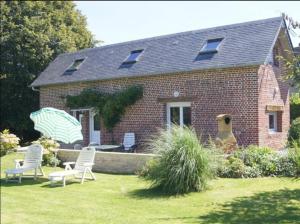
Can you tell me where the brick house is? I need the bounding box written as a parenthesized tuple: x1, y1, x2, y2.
(31, 17, 294, 150)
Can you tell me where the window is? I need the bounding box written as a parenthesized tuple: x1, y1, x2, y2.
(167, 102, 191, 128)
(64, 58, 85, 74)
(123, 49, 143, 64)
(268, 112, 277, 132)
(200, 38, 223, 54)
(72, 111, 83, 124)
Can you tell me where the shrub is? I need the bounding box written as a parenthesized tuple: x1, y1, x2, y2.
(221, 144, 300, 177)
(234, 145, 277, 176)
(219, 156, 246, 178)
(140, 126, 214, 194)
(243, 165, 262, 178)
(288, 117, 300, 146)
(0, 129, 20, 157)
(290, 93, 300, 121)
(274, 155, 297, 177)
(42, 153, 60, 167)
(235, 145, 274, 166)
(288, 141, 300, 176)
(32, 136, 60, 166)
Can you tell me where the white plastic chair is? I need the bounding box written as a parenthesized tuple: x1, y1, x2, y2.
(5, 144, 44, 183)
(122, 133, 137, 152)
(48, 147, 96, 187)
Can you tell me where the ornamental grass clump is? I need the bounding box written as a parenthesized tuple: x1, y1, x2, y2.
(141, 126, 215, 194)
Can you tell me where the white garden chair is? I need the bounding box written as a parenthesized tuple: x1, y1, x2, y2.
(5, 144, 44, 183)
(48, 147, 96, 187)
(122, 133, 137, 152)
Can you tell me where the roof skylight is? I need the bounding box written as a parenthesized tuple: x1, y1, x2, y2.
(65, 58, 85, 74)
(200, 38, 223, 54)
(123, 49, 144, 64)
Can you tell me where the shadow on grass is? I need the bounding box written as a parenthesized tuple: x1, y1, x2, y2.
(128, 186, 177, 199)
(0, 177, 49, 187)
(198, 188, 300, 224)
(41, 178, 96, 188)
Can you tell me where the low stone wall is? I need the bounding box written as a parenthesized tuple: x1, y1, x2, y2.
(57, 149, 157, 174)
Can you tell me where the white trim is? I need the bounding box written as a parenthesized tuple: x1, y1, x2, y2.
(89, 111, 93, 141)
(268, 112, 277, 132)
(70, 108, 92, 112)
(89, 111, 101, 145)
(79, 114, 83, 124)
(166, 102, 191, 128)
(71, 110, 85, 124)
(167, 102, 191, 107)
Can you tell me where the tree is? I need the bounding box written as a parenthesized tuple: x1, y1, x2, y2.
(280, 55, 300, 89)
(0, 1, 98, 142)
(281, 13, 300, 89)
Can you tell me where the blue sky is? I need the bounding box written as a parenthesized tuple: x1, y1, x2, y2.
(75, 1, 300, 47)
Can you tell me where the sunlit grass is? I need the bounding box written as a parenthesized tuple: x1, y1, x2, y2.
(1, 152, 299, 224)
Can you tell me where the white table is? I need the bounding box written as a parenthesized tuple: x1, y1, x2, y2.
(93, 145, 121, 151)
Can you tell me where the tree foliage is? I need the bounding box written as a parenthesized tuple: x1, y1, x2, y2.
(290, 93, 300, 121)
(279, 54, 300, 89)
(0, 1, 98, 142)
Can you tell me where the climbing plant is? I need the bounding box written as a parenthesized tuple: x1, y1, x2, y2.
(66, 85, 143, 142)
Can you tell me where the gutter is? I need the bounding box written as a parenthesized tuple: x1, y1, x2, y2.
(31, 86, 40, 92)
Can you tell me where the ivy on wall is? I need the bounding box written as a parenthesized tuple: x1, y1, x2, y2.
(66, 85, 143, 142)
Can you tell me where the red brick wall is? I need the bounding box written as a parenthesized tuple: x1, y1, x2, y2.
(257, 64, 289, 149)
(257, 33, 291, 150)
(40, 66, 268, 149)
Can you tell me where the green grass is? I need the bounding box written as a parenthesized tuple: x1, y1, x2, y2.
(1, 152, 300, 224)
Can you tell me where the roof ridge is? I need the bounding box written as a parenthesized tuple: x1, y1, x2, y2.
(60, 16, 282, 57)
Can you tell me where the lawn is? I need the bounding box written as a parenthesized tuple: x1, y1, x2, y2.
(1, 153, 300, 224)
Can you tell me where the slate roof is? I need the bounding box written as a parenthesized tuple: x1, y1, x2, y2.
(31, 17, 284, 87)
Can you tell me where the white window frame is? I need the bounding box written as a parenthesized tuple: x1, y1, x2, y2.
(71, 111, 82, 123)
(268, 112, 277, 133)
(71, 108, 91, 124)
(166, 102, 191, 128)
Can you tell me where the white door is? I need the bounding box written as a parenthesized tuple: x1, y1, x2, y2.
(89, 111, 101, 145)
(167, 102, 192, 128)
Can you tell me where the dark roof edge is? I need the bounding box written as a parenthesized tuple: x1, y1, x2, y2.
(264, 17, 295, 65)
(264, 18, 284, 65)
(282, 18, 296, 52)
(30, 64, 261, 88)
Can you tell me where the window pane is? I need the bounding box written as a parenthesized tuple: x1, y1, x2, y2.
(201, 39, 222, 52)
(170, 107, 180, 125)
(94, 114, 100, 131)
(127, 52, 141, 61)
(75, 111, 80, 121)
(205, 41, 220, 50)
(124, 50, 143, 63)
(67, 59, 84, 71)
(183, 107, 191, 126)
(269, 114, 274, 129)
